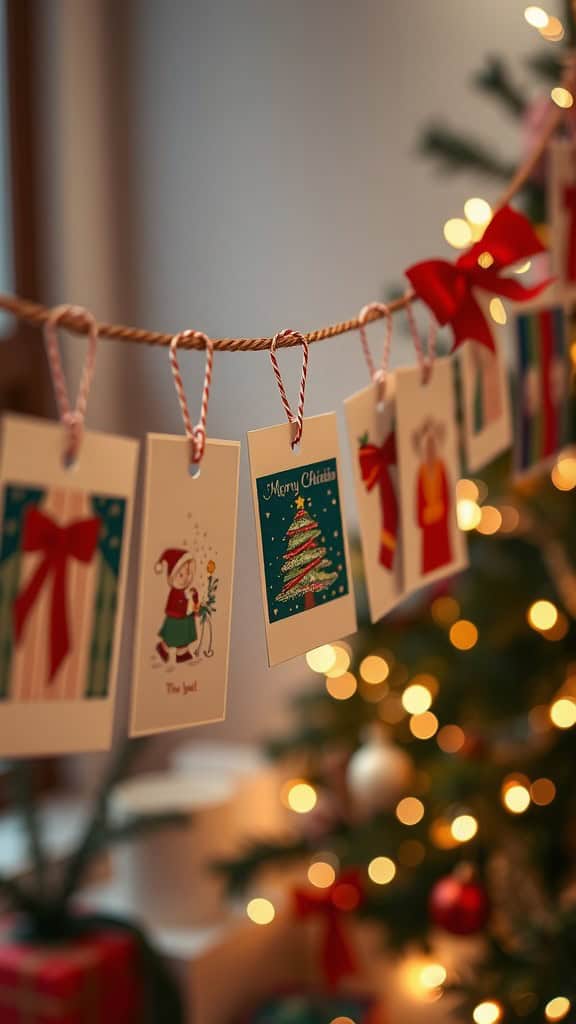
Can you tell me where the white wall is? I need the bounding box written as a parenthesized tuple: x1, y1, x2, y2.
(41, 0, 559, 741)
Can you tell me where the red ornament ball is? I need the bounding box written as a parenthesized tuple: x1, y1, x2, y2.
(429, 872, 490, 935)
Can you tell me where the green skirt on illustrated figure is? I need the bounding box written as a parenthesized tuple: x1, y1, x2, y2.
(159, 614, 197, 648)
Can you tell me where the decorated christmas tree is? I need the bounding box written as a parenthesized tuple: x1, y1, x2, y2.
(276, 497, 338, 610)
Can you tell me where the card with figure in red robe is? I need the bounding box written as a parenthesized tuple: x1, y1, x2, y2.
(395, 358, 468, 594)
(344, 377, 404, 622)
(548, 139, 576, 300)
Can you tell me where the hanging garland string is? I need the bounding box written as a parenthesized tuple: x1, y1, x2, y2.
(2, 58, 575, 353)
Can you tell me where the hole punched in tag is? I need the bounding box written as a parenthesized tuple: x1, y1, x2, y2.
(269, 328, 310, 452)
(357, 301, 393, 412)
(43, 304, 100, 469)
(169, 329, 214, 479)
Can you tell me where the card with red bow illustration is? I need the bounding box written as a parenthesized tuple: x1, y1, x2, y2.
(548, 139, 576, 300)
(0, 414, 138, 756)
(344, 377, 404, 622)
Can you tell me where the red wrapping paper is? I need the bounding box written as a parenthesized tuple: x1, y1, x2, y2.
(0, 929, 141, 1024)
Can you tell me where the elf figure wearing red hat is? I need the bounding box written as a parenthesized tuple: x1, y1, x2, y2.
(155, 548, 199, 664)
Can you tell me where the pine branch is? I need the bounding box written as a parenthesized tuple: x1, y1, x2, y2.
(215, 838, 309, 894)
(0, 872, 43, 918)
(419, 125, 517, 180)
(8, 762, 48, 900)
(526, 52, 563, 84)
(474, 57, 527, 117)
(98, 811, 191, 849)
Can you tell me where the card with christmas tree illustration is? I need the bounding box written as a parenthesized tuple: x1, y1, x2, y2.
(548, 139, 576, 300)
(130, 435, 240, 735)
(248, 413, 356, 666)
(344, 376, 404, 622)
(459, 323, 513, 473)
(0, 414, 138, 756)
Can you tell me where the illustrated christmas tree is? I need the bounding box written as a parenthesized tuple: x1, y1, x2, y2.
(276, 496, 338, 610)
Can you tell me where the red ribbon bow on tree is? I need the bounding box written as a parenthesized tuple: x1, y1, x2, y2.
(13, 506, 101, 682)
(358, 433, 398, 570)
(564, 186, 576, 282)
(292, 869, 363, 988)
(405, 205, 549, 351)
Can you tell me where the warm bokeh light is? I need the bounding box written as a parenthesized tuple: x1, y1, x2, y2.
(429, 817, 459, 850)
(545, 997, 571, 1021)
(378, 693, 406, 724)
(524, 5, 549, 28)
(502, 783, 531, 814)
(326, 672, 357, 700)
(540, 15, 565, 40)
(368, 856, 396, 885)
(431, 595, 461, 627)
(360, 655, 390, 684)
(476, 505, 502, 535)
(514, 259, 532, 274)
(437, 723, 466, 753)
(396, 797, 425, 826)
(530, 777, 556, 806)
(473, 1001, 502, 1024)
(464, 197, 492, 225)
(527, 599, 559, 631)
(498, 504, 520, 533)
(420, 963, 447, 990)
(457, 478, 480, 502)
(330, 1018, 355, 1024)
(324, 643, 351, 678)
(306, 645, 336, 674)
(543, 612, 569, 643)
(283, 781, 317, 813)
(551, 454, 576, 491)
(489, 297, 507, 325)
(246, 897, 275, 925)
(402, 683, 433, 715)
(450, 813, 478, 842)
(307, 861, 336, 889)
(410, 712, 439, 740)
(529, 704, 552, 733)
(477, 250, 494, 269)
(443, 217, 473, 249)
(457, 498, 482, 531)
(550, 697, 576, 729)
(398, 839, 426, 866)
(449, 620, 478, 651)
(551, 87, 574, 108)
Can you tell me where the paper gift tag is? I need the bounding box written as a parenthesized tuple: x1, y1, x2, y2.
(512, 303, 571, 478)
(130, 435, 240, 735)
(248, 413, 356, 666)
(344, 377, 403, 622)
(0, 413, 138, 756)
(459, 330, 513, 473)
(548, 139, 576, 298)
(395, 358, 468, 594)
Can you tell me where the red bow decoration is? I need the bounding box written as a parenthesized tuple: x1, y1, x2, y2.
(13, 506, 101, 681)
(564, 186, 576, 282)
(358, 433, 397, 570)
(406, 205, 549, 351)
(292, 869, 363, 988)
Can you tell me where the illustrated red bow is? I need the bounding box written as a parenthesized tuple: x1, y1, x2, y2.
(358, 434, 397, 570)
(564, 186, 576, 282)
(13, 506, 101, 681)
(292, 869, 363, 988)
(406, 205, 549, 351)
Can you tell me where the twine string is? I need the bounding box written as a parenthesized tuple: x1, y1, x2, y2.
(43, 304, 99, 462)
(169, 330, 214, 464)
(405, 296, 438, 385)
(269, 328, 309, 447)
(358, 301, 393, 401)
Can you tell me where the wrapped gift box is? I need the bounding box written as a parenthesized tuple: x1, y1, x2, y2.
(0, 927, 141, 1023)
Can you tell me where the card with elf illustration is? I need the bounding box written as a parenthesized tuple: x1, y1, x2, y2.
(0, 414, 138, 756)
(248, 413, 356, 666)
(130, 435, 240, 735)
(512, 302, 571, 478)
(395, 358, 468, 594)
(548, 139, 576, 299)
(344, 377, 403, 622)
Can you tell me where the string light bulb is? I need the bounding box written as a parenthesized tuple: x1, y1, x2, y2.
(443, 218, 473, 249)
(402, 683, 433, 714)
(539, 15, 565, 40)
(324, 643, 351, 678)
(502, 782, 531, 814)
(527, 599, 558, 631)
(457, 498, 482, 531)
(419, 963, 447, 990)
(464, 197, 492, 225)
(246, 897, 275, 925)
(524, 6, 549, 28)
(396, 796, 425, 826)
(551, 87, 574, 108)
(550, 697, 576, 729)
(326, 672, 357, 700)
(282, 780, 317, 813)
(450, 813, 478, 842)
(489, 297, 507, 325)
(545, 996, 571, 1021)
(449, 620, 478, 651)
(368, 856, 396, 885)
(360, 655, 390, 684)
(473, 1001, 502, 1024)
(308, 861, 336, 888)
(306, 645, 336, 674)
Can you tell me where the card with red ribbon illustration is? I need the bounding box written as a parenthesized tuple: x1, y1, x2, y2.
(548, 139, 576, 298)
(395, 359, 468, 594)
(248, 414, 356, 667)
(512, 302, 572, 478)
(344, 377, 404, 622)
(0, 414, 138, 756)
(458, 300, 513, 473)
(130, 435, 240, 735)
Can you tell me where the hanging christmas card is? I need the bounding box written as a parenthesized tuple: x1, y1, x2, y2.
(459, 324, 513, 473)
(130, 435, 240, 735)
(0, 414, 137, 756)
(248, 414, 356, 667)
(344, 378, 403, 622)
(512, 303, 571, 477)
(548, 139, 576, 299)
(395, 358, 467, 594)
